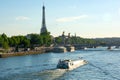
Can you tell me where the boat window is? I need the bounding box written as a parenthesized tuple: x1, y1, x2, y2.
(70, 62, 73, 65)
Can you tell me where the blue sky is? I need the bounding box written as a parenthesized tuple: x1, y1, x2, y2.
(0, 0, 120, 38)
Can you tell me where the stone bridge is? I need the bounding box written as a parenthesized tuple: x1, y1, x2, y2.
(72, 44, 120, 50)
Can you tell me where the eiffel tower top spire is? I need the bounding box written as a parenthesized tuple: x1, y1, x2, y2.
(40, 4, 47, 34)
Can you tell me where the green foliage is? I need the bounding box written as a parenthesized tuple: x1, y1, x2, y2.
(0, 32, 53, 51)
(40, 32, 52, 46)
(27, 32, 52, 47)
(94, 38, 120, 46)
(1, 33, 8, 42)
(29, 34, 43, 46)
(0, 35, 3, 47)
(0, 32, 98, 51)
(0, 33, 9, 50)
(55, 37, 62, 44)
(22, 39, 30, 48)
(8, 36, 30, 48)
(54, 36, 96, 45)
(2, 41, 9, 50)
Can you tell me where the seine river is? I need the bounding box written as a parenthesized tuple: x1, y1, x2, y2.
(0, 47, 120, 80)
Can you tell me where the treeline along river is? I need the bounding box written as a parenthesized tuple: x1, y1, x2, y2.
(0, 47, 120, 80)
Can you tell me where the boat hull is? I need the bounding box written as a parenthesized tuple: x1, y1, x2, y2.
(69, 60, 87, 70)
(57, 59, 88, 70)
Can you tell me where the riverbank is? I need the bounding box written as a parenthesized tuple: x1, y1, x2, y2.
(0, 46, 76, 58)
(0, 47, 53, 58)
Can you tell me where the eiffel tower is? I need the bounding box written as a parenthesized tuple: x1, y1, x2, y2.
(40, 5, 47, 34)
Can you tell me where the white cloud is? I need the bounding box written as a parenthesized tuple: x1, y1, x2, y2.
(56, 15, 88, 22)
(16, 16, 31, 21)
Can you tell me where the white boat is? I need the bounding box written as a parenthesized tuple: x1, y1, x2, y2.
(57, 59, 88, 70)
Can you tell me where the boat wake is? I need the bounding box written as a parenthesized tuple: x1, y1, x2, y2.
(0, 68, 67, 80)
(34, 68, 67, 80)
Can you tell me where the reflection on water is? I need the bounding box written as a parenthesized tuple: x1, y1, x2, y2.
(0, 47, 120, 80)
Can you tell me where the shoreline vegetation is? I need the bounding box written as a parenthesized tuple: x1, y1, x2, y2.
(0, 32, 98, 58)
(2, 32, 119, 58)
(0, 32, 54, 58)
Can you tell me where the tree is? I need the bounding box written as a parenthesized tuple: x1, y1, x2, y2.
(0, 35, 3, 47)
(10, 36, 20, 46)
(55, 37, 62, 44)
(2, 41, 9, 50)
(8, 38, 14, 47)
(1, 33, 9, 50)
(40, 32, 52, 46)
(22, 38, 30, 48)
(28, 34, 43, 47)
(1, 33, 8, 42)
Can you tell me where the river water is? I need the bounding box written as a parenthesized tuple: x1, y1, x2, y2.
(0, 47, 120, 80)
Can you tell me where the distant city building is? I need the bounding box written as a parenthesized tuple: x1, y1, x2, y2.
(59, 31, 71, 45)
(40, 5, 47, 34)
(57, 31, 78, 46)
